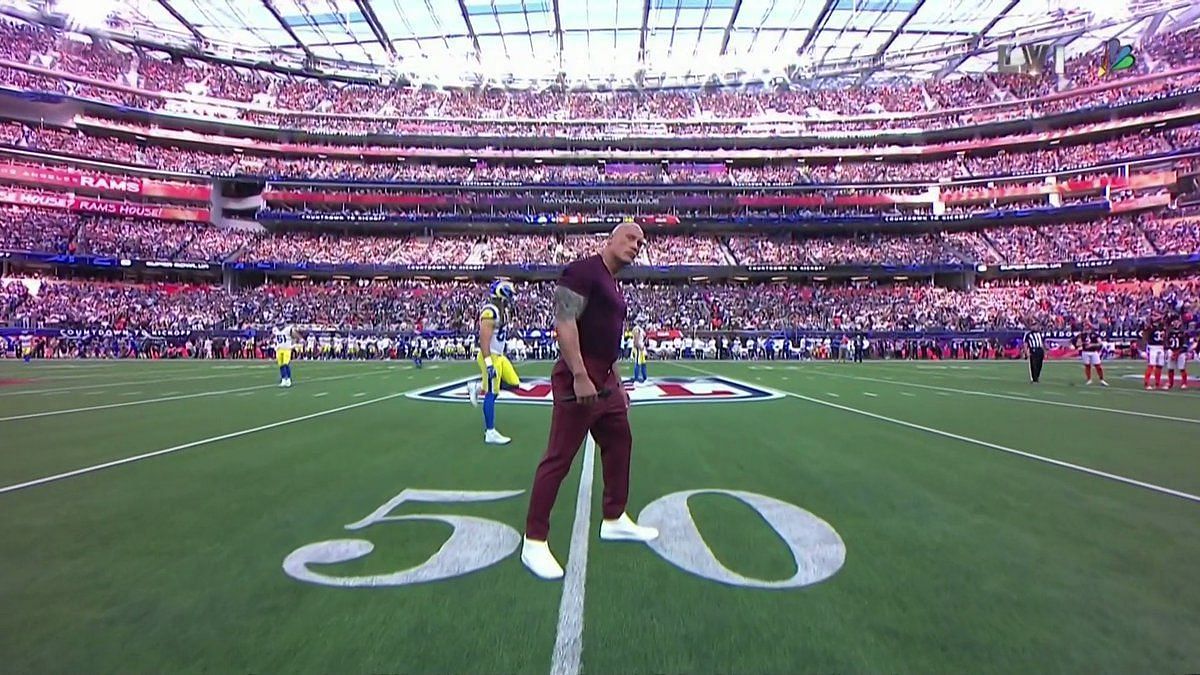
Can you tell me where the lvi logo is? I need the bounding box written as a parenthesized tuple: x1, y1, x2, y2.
(1098, 38, 1136, 76)
(407, 376, 783, 406)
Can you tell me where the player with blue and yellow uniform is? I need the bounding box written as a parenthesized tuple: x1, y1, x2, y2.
(272, 322, 301, 388)
(19, 333, 33, 362)
(631, 324, 648, 384)
(468, 280, 521, 445)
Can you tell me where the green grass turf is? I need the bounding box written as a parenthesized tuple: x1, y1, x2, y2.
(0, 358, 1197, 674)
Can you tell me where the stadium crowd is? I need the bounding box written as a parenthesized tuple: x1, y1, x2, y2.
(1, 20, 1198, 361)
(0, 207, 250, 260)
(1142, 214, 1200, 255)
(77, 217, 210, 260)
(1, 19, 1200, 139)
(3, 276, 1196, 335)
(0, 205, 79, 253)
(2, 118, 1193, 186)
(698, 216, 1172, 266)
(0, 207, 1186, 266)
(974, 216, 1167, 263)
(240, 232, 401, 266)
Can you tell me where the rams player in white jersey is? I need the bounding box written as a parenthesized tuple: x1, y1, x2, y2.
(272, 321, 302, 387)
(631, 324, 648, 384)
(468, 280, 522, 444)
(19, 332, 33, 362)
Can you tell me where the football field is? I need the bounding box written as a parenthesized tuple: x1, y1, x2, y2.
(1, 358, 1198, 674)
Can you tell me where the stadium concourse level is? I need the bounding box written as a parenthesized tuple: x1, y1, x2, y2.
(4, 206, 1199, 267)
(2, 276, 1197, 337)
(0, 119, 1196, 185)
(0, 20, 1199, 137)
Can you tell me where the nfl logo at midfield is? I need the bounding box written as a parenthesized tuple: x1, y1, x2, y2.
(408, 376, 782, 406)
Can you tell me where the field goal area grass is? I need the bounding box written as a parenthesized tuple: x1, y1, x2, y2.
(0, 358, 1197, 674)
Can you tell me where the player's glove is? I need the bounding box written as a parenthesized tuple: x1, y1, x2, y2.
(484, 356, 497, 383)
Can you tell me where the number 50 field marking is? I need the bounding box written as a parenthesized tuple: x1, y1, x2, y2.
(283, 488, 845, 590)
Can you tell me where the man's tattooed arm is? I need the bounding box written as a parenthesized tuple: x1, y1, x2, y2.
(553, 285, 589, 378)
(554, 286, 588, 323)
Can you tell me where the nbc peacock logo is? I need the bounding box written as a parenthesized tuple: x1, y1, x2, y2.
(1098, 38, 1136, 77)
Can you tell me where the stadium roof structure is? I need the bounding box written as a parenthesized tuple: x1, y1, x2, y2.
(13, 0, 1200, 88)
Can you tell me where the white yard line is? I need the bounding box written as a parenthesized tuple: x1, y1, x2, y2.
(809, 363, 1196, 399)
(0, 372, 257, 397)
(786, 391, 1200, 505)
(549, 434, 597, 675)
(815, 371, 1200, 426)
(14, 364, 111, 370)
(0, 389, 412, 496)
(0, 371, 383, 423)
(5, 364, 123, 375)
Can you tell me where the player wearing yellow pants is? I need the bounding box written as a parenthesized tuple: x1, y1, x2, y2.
(468, 280, 521, 445)
(272, 321, 302, 388)
(477, 352, 521, 394)
(631, 324, 648, 384)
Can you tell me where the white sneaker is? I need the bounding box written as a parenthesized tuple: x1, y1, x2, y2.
(468, 380, 480, 407)
(521, 538, 564, 580)
(1099, 380, 1109, 387)
(484, 429, 511, 445)
(599, 513, 659, 542)
(1084, 379, 1092, 385)
(1182, 383, 1188, 390)
(279, 380, 287, 388)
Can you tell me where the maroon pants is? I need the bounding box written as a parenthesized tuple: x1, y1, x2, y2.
(525, 358, 632, 541)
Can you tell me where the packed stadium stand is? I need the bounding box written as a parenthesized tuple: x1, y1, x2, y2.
(0, 9, 1197, 354)
(4, 276, 1199, 336)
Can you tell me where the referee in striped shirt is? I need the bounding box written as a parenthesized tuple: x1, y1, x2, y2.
(1024, 325, 1045, 383)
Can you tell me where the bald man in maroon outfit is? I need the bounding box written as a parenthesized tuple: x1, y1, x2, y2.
(521, 223, 659, 580)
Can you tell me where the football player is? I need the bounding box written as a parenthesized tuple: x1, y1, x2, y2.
(631, 323, 648, 384)
(468, 280, 522, 445)
(19, 332, 33, 363)
(1072, 323, 1108, 386)
(1142, 313, 1168, 390)
(1165, 317, 1189, 389)
(272, 320, 302, 387)
(411, 330, 424, 369)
